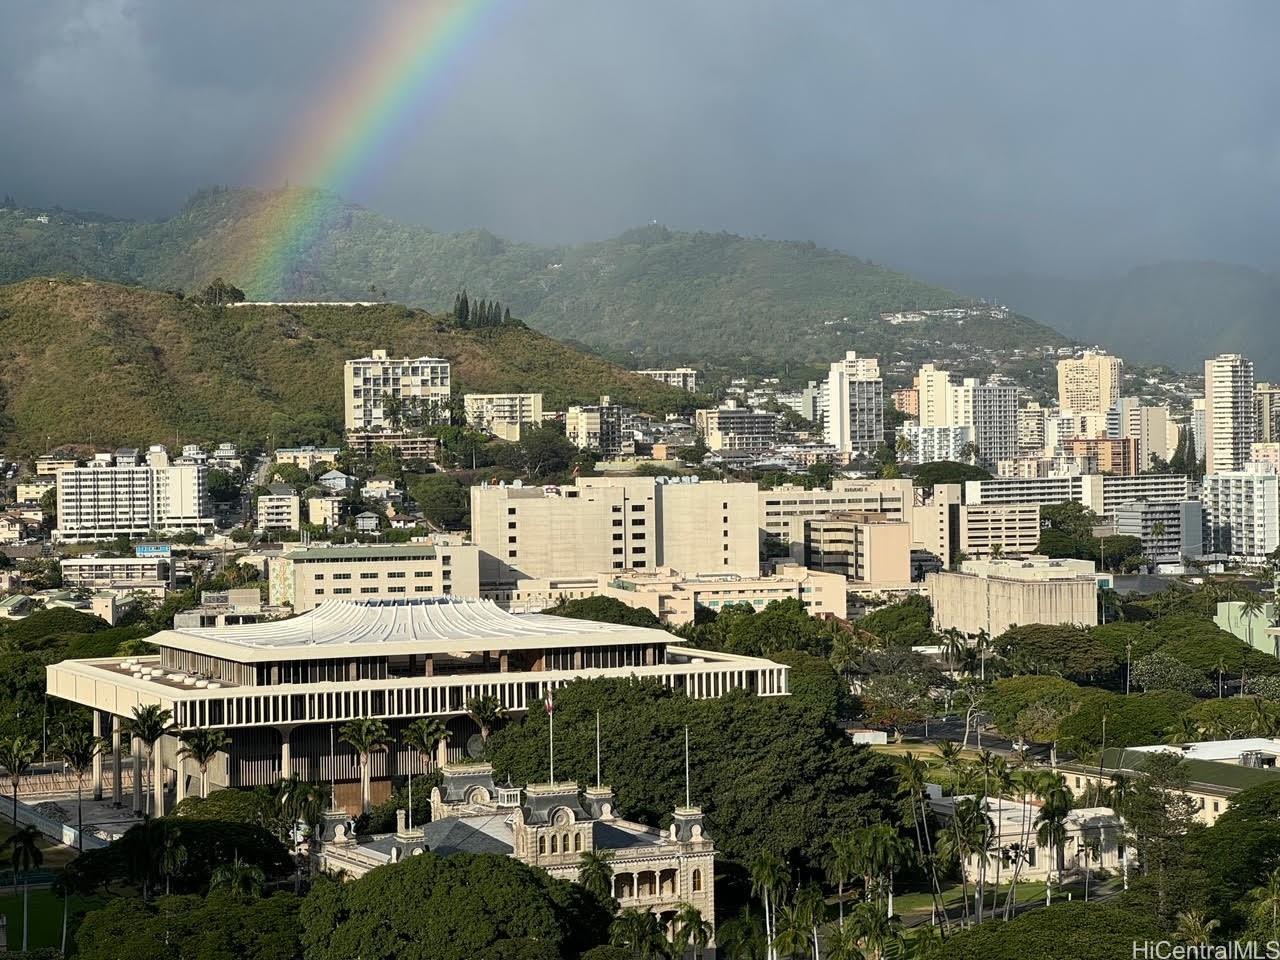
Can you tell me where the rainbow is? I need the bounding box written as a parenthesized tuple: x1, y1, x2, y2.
(245, 0, 508, 296)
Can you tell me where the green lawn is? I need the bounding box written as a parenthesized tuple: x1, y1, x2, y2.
(0, 888, 105, 953)
(893, 878, 1094, 916)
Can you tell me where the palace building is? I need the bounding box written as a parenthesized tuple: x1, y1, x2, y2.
(46, 598, 789, 815)
(315, 764, 716, 942)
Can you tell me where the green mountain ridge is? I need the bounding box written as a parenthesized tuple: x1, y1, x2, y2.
(0, 277, 691, 454)
(0, 187, 1068, 369)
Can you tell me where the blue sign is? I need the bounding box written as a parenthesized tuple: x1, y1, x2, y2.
(135, 543, 172, 558)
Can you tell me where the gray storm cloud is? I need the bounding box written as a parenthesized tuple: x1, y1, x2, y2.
(2, 0, 1279, 278)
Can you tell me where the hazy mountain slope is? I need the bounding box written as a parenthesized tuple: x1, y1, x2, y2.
(0, 189, 1067, 368)
(950, 262, 1280, 378)
(0, 277, 690, 454)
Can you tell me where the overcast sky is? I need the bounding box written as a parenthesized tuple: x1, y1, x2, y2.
(3, 0, 1279, 277)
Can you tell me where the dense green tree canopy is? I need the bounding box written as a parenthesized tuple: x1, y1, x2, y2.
(995, 624, 1119, 681)
(484, 675, 895, 872)
(76, 893, 301, 960)
(941, 901, 1163, 960)
(298, 852, 610, 960)
(544, 595, 663, 628)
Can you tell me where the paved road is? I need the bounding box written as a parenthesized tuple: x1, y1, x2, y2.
(901, 716, 1058, 764)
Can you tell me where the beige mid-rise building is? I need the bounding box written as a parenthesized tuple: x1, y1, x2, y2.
(803, 513, 912, 590)
(565, 397, 635, 458)
(589, 564, 845, 625)
(464, 393, 544, 439)
(274, 447, 342, 471)
(1057, 350, 1123, 415)
(307, 496, 345, 530)
(911, 484, 1040, 567)
(695, 403, 779, 452)
(257, 488, 302, 531)
(269, 540, 483, 611)
(759, 479, 914, 561)
(344, 349, 451, 433)
(471, 477, 759, 588)
(928, 556, 1099, 636)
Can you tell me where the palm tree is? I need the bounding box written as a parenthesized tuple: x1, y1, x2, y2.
(339, 717, 389, 814)
(6, 824, 43, 952)
(1165, 714, 1202, 745)
(1216, 654, 1228, 699)
(403, 717, 450, 829)
(578, 848, 614, 903)
(0, 735, 37, 825)
(1174, 910, 1220, 946)
(1253, 866, 1280, 940)
(934, 740, 964, 789)
(750, 851, 787, 960)
(847, 900, 904, 960)
(210, 854, 266, 898)
(771, 903, 811, 960)
(610, 907, 667, 960)
(825, 833, 859, 926)
(53, 725, 101, 851)
(674, 902, 714, 960)
(717, 908, 767, 960)
(988, 755, 1014, 922)
(1035, 777, 1071, 906)
(896, 752, 948, 930)
(177, 727, 228, 800)
(864, 822, 914, 918)
(1242, 593, 1266, 642)
(159, 823, 187, 895)
(123, 704, 173, 818)
(1249, 698, 1280, 737)
(465, 695, 508, 744)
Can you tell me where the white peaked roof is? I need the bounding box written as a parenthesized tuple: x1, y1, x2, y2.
(152, 598, 669, 662)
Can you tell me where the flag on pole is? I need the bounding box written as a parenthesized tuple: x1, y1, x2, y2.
(544, 688, 555, 715)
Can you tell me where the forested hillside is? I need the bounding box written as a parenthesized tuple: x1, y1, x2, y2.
(0, 277, 689, 453)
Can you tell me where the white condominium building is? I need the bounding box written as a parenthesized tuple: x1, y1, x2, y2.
(1057, 350, 1123, 415)
(912, 365, 1020, 466)
(637, 368, 699, 392)
(565, 397, 635, 458)
(695, 403, 779, 452)
(55, 447, 213, 542)
(343, 349, 451, 433)
(470, 477, 760, 586)
(464, 394, 545, 436)
(902, 423, 974, 465)
(824, 352, 884, 455)
(1018, 402, 1051, 454)
(257, 488, 302, 532)
(963, 473, 1192, 519)
(1205, 354, 1255, 474)
(1202, 467, 1280, 561)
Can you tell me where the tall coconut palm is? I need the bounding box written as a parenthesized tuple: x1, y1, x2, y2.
(177, 727, 228, 800)
(934, 740, 964, 790)
(465, 695, 508, 744)
(123, 704, 173, 818)
(674, 902, 714, 960)
(6, 824, 43, 952)
(750, 851, 787, 960)
(53, 725, 101, 851)
(0, 735, 37, 826)
(1253, 866, 1280, 940)
(402, 717, 450, 829)
(339, 717, 389, 814)
(988, 756, 1014, 922)
(896, 753, 947, 929)
(864, 822, 914, 918)
(1035, 777, 1071, 906)
(1241, 592, 1266, 641)
(578, 848, 614, 903)
(717, 908, 767, 960)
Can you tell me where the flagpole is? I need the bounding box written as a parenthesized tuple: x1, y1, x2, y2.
(684, 725, 690, 809)
(549, 704, 555, 786)
(595, 710, 601, 788)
